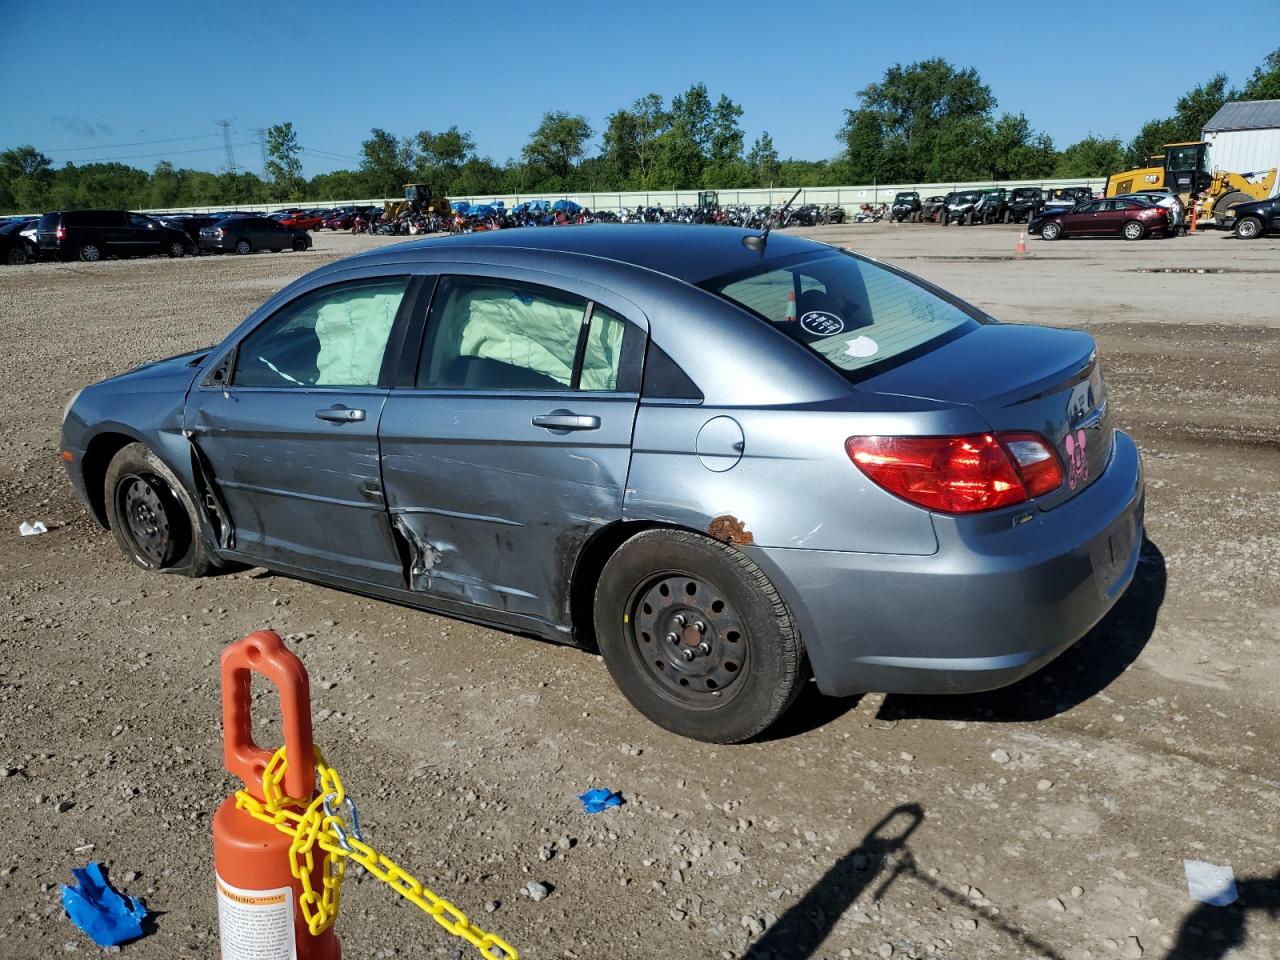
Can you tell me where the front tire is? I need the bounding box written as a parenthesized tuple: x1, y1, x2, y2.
(5, 246, 26, 265)
(594, 529, 808, 743)
(167, 240, 185, 258)
(1122, 221, 1146, 241)
(1041, 221, 1062, 241)
(104, 443, 210, 577)
(1235, 216, 1263, 240)
(234, 239, 252, 255)
(292, 238, 308, 252)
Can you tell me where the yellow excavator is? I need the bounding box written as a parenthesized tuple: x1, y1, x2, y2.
(383, 183, 452, 220)
(1106, 141, 1276, 221)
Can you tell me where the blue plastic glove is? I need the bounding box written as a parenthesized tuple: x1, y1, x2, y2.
(62, 862, 148, 947)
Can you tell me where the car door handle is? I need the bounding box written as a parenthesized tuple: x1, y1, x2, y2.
(532, 412, 600, 431)
(315, 405, 366, 423)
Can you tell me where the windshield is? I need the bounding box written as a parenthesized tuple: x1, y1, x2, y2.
(705, 251, 980, 379)
(895, 193, 917, 202)
(954, 192, 980, 203)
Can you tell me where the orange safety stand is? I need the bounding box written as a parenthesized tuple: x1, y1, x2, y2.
(213, 630, 341, 959)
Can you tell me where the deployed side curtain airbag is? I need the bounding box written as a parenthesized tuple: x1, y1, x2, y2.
(314, 290, 404, 386)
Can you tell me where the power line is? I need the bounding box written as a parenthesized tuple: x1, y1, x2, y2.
(254, 128, 269, 178)
(56, 142, 259, 164)
(43, 133, 222, 154)
(217, 120, 238, 174)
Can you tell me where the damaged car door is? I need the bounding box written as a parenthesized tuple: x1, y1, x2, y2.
(378, 273, 645, 627)
(185, 276, 414, 585)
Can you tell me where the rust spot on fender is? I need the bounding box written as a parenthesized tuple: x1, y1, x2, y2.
(708, 514, 754, 545)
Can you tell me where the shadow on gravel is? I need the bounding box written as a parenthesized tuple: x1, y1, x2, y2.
(878, 536, 1166, 725)
(1164, 871, 1280, 959)
(740, 803, 1068, 960)
(757, 685, 863, 741)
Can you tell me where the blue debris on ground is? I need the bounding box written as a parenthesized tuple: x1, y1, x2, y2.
(579, 788, 624, 814)
(62, 862, 149, 947)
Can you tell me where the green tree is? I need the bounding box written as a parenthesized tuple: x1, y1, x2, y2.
(603, 93, 668, 188)
(1055, 135, 1126, 178)
(1126, 74, 1230, 166)
(985, 113, 1056, 179)
(841, 58, 995, 182)
(0, 145, 53, 211)
(265, 122, 304, 200)
(522, 111, 593, 188)
(746, 131, 781, 186)
(360, 128, 415, 196)
(414, 126, 475, 194)
(1241, 47, 1280, 100)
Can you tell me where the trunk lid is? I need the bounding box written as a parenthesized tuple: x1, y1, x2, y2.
(858, 324, 1112, 510)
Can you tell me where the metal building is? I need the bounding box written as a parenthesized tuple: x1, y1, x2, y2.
(1203, 99, 1280, 194)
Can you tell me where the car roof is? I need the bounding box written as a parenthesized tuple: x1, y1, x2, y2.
(354, 224, 828, 285)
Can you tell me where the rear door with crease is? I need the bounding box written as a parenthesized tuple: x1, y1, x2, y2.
(379, 270, 647, 626)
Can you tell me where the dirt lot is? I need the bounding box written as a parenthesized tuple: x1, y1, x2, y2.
(1, 222, 1278, 960)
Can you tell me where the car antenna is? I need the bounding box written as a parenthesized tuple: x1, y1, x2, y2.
(743, 187, 803, 255)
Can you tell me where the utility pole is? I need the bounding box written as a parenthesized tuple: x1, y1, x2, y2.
(254, 127, 269, 178)
(217, 119, 238, 174)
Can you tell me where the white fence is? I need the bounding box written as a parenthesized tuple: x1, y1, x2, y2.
(139, 177, 1108, 217)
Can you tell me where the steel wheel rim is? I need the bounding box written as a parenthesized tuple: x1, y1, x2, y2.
(81, 244, 100, 261)
(1239, 219, 1259, 238)
(117, 474, 174, 567)
(626, 572, 749, 708)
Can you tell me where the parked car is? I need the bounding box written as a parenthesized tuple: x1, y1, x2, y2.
(0, 216, 38, 264)
(920, 195, 949, 223)
(1006, 188, 1045, 223)
(1043, 187, 1095, 210)
(36, 210, 193, 262)
(889, 192, 922, 223)
(61, 226, 1143, 743)
(972, 189, 1009, 224)
(278, 212, 325, 231)
(198, 216, 312, 255)
(941, 191, 982, 225)
(1218, 195, 1280, 239)
(1029, 198, 1170, 240)
(323, 210, 357, 230)
(160, 215, 224, 251)
(1114, 191, 1185, 232)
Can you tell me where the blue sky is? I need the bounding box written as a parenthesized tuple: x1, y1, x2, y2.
(2, 0, 1276, 177)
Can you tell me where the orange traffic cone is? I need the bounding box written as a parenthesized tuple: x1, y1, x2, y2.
(213, 631, 341, 960)
(1016, 230, 1026, 259)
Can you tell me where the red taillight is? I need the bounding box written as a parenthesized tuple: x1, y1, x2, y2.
(56, 226, 66, 240)
(846, 432, 1063, 514)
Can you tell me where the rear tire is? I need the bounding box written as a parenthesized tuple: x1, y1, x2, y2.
(292, 238, 308, 252)
(78, 243, 103, 262)
(5, 246, 26, 265)
(1235, 216, 1263, 240)
(594, 529, 808, 743)
(1122, 221, 1146, 241)
(167, 240, 185, 258)
(1041, 221, 1062, 241)
(104, 442, 211, 577)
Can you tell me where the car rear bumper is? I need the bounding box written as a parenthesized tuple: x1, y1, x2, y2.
(750, 430, 1144, 697)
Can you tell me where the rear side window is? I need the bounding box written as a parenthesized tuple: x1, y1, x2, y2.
(419, 278, 631, 392)
(706, 251, 978, 379)
(233, 278, 409, 388)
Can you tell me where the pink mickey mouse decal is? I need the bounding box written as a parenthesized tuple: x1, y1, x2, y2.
(1065, 429, 1088, 490)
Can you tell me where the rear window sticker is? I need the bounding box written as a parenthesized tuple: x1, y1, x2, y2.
(844, 335, 879, 358)
(800, 311, 845, 336)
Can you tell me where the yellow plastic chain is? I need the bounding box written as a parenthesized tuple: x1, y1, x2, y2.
(234, 745, 518, 960)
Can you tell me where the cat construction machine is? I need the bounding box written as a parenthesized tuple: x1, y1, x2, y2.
(383, 183, 452, 220)
(1106, 141, 1276, 225)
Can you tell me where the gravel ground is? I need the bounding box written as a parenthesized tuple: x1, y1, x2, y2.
(1, 223, 1278, 960)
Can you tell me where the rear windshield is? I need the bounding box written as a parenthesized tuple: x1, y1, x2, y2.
(705, 251, 980, 379)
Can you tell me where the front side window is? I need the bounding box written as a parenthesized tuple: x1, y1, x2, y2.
(233, 278, 408, 388)
(419, 278, 628, 392)
(706, 251, 979, 379)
